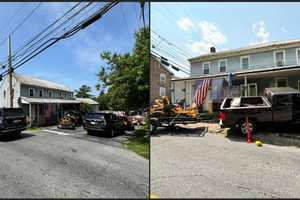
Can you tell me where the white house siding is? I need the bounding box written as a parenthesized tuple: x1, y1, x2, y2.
(0, 76, 21, 108)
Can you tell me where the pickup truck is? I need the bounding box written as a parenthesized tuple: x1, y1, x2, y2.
(219, 87, 300, 134)
(0, 108, 27, 136)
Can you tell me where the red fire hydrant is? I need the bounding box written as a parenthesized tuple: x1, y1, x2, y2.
(246, 116, 251, 143)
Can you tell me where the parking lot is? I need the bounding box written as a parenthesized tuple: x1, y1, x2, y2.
(0, 126, 148, 198)
(151, 124, 300, 198)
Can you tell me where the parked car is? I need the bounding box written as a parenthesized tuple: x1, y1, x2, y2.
(0, 108, 27, 136)
(219, 87, 300, 134)
(83, 111, 131, 137)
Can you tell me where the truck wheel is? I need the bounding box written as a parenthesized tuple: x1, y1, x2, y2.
(239, 120, 256, 135)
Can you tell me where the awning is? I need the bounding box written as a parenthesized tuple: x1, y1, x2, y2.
(21, 97, 81, 104)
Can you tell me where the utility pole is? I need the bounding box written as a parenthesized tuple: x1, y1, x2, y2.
(8, 35, 13, 108)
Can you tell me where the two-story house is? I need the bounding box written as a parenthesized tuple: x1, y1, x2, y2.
(0, 73, 98, 126)
(150, 54, 174, 102)
(172, 39, 300, 112)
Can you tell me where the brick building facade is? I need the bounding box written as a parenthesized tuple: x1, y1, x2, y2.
(150, 54, 173, 103)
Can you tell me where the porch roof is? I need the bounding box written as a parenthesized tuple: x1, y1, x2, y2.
(21, 97, 81, 104)
(172, 64, 300, 82)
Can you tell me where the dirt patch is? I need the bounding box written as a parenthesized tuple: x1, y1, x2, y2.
(177, 122, 229, 135)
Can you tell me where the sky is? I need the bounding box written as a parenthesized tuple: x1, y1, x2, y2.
(0, 2, 149, 95)
(151, 2, 300, 77)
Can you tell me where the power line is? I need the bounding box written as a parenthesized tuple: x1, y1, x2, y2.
(12, 2, 83, 61)
(11, 2, 92, 63)
(151, 29, 193, 58)
(120, 4, 132, 42)
(1, 2, 118, 78)
(0, 3, 27, 38)
(151, 50, 190, 75)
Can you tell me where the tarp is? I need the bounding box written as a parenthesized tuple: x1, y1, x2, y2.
(211, 78, 224, 102)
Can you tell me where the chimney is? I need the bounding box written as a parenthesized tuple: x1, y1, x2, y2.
(210, 47, 216, 53)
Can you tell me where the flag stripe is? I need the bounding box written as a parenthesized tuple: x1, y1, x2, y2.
(193, 78, 211, 107)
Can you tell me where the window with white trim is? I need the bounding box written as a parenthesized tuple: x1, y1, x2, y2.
(274, 50, 285, 67)
(49, 90, 52, 98)
(203, 62, 210, 75)
(296, 48, 300, 65)
(159, 87, 166, 97)
(275, 78, 288, 87)
(219, 59, 227, 73)
(240, 56, 250, 70)
(29, 88, 34, 97)
(160, 73, 166, 84)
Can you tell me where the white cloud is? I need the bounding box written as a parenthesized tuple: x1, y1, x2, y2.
(198, 20, 226, 45)
(251, 21, 270, 44)
(187, 20, 226, 55)
(177, 17, 194, 31)
(281, 26, 287, 33)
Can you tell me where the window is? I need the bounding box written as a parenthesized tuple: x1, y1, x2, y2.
(160, 73, 166, 84)
(3, 90, 5, 99)
(203, 62, 210, 75)
(297, 48, 300, 65)
(64, 93, 67, 99)
(275, 78, 288, 87)
(219, 59, 227, 73)
(29, 88, 34, 97)
(49, 90, 52, 98)
(59, 91, 62, 97)
(159, 87, 166, 97)
(240, 56, 250, 70)
(274, 50, 285, 67)
(274, 94, 292, 109)
(39, 89, 43, 97)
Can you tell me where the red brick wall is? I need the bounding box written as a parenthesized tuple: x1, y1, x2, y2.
(150, 56, 172, 103)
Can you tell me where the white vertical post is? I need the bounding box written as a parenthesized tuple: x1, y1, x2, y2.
(244, 76, 248, 97)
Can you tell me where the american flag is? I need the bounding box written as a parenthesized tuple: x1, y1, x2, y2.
(193, 78, 211, 107)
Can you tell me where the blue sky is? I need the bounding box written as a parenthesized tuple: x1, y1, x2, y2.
(0, 2, 149, 95)
(151, 2, 300, 77)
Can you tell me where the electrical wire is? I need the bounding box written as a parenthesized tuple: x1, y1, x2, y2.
(0, 2, 117, 77)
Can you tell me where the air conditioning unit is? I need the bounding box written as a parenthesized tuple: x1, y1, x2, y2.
(276, 60, 284, 66)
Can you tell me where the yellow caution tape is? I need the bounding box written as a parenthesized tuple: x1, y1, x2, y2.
(255, 140, 263, 147)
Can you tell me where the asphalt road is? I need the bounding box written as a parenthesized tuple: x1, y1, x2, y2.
(151, 129, 300, 198)
(0, 128, 149, 198)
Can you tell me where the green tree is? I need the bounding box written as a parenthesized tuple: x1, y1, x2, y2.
(96, 27, 149, 111)
(75, 85, 92, 98)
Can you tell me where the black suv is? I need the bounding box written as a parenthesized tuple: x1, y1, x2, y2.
(83, 112, 126, 137)
(0, 108, 27, 136)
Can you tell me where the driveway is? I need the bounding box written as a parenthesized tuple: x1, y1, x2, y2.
(151, 127, 300, 198)
(0, 128, 148, 198)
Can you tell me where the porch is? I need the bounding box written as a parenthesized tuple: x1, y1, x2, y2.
(20, 97, 81, 127)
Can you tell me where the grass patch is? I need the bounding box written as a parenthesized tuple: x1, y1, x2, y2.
(126, 125, 149, 159)
(26, 127, 41, 132)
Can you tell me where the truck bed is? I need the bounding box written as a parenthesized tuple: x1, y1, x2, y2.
(220, 96, 271, 110)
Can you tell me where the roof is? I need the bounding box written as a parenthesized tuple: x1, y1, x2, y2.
(265, 87, 300, 95)
(14, 74, 72, 92)
(189, 38, 300, 63)
(21, 97, 80, 104)
(172, 64, 300, 82)
(75, 98, 99, 105)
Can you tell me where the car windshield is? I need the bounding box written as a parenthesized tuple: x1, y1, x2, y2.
(86, 113, 105, 119)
